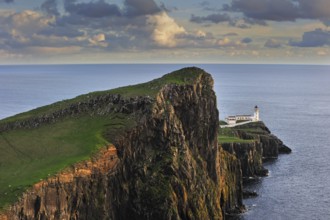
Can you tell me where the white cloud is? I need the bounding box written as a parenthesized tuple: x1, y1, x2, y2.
(264, 38, 282, 48)
(147, 12, 186, 47)
(196, 30, 207, 38)
(27, 46, 82, 54)
(317, 50, 328, 56)
(10, 10, 54, 32)
(216, 37, 243, 47)
(88, 33, 108, 47)
(217, 37, 231, 46)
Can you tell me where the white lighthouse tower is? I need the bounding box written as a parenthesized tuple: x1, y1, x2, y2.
(254, 105, 260, 121)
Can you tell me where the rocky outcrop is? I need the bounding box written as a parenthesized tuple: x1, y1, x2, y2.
(234, 122, 291, 158)
(218, 147, 244, 216)
(0, 68, 244, 220)
(0, 68, 291, 220)
(0, 94, 153, 133)
(220, 122, 291, 180)
(221, 142, 267, 178)
(1, 146, 119, 220)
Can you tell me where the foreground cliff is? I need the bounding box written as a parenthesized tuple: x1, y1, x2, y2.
(0, 68, 244, 220)
(0, 67, 291, 220)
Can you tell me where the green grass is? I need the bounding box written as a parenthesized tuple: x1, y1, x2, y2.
(0, 67, 205, 210)
(0, 113, 136, 209)
(218, 127, 255, 144)
(219, 120, 228, 126)
(218, 136, 255, 144)
(0, 67, 202, 125)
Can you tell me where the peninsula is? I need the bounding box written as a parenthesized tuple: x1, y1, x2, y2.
(0, 67, 291, 220)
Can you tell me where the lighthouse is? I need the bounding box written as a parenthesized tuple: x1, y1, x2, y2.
(254, 105, 260, 121)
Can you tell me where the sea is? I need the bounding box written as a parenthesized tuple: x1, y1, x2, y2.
(1, 64, 330, 220)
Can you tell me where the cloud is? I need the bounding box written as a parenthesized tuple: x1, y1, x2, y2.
(290, 28, 330, 47)
(217, 38, 231, 46)
(200, 1, 210, 7)
(27, 46, 82, 55)
(0, 0, 257, 59)
(124, 0, 161, 17)
(64, 0, 121, 18)
(6, 10, 54, 35)
(265, 39, 282, 48)
(0, 0, 176, 56)
(147, 12, 186, 47)
(224, 0, 299, 21)
(0, 10, 86, 53)
(0, 0, 14, 3)
(190, 12, 266, 28)
(223, 32, 239, 36)
(61, 0, 162, 19)
(242, 37, 252, 43)
(298, 0, 330, 20)
(41, 0, 59, 16)
(88, 33, 108, 47)
(190, 13, 231, 24)
(216, 37, 244, 47)
(224, 0, 330, 25)
(158, 2, 174, 13)
(323, 19, 330, 26)
(37, 26, 84, 38)
(317, 50, 328, 56)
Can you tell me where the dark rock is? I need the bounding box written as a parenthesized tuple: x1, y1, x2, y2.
(243, 190, 258, 199)
(0, 68, 291, 220)
(221, 142, 265, 178)
(279, 144, 292, 154)
(0, 95, 154, 133)
(235, 122, 292, 158)
(1, 68, 244, 220)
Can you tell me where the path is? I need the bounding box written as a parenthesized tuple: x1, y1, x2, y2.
(220, 120, 258, 128)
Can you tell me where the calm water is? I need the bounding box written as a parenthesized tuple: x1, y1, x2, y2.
(1, 64, 330, 219)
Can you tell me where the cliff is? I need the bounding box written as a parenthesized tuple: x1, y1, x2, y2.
(219, 121, 291, 180)
(221, 142, 266, 178)
(0, 67, 244, 220)
(0, 67, 291, 220)
(233, 122, 292, 158)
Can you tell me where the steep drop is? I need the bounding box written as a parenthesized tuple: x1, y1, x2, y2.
(0, 68, 244, 220)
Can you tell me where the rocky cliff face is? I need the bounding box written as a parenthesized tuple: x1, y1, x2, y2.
(0, 94, 153, 133)
(221, 142, 266, 178)
(217, 147, 243, 215)
(0, 68, 244, 220)
(220, 122, 291, 182)
(234, 122, 291, 158)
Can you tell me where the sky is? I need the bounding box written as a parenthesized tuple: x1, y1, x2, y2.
(0, 0, 329, 64)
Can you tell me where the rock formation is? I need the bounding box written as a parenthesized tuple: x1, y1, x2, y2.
(233, 121, 291, 158)
(220, 122, 291, 180)
(0, 67, 290, 220)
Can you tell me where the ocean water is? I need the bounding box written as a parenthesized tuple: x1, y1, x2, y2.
(1, 64, 330, 219)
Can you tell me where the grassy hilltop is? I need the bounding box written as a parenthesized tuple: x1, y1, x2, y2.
(0, 68, 202, 210)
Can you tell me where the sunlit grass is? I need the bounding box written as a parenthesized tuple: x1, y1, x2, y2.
(0, 67, 204, 210)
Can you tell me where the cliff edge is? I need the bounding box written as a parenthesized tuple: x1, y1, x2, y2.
(0, 67, 290, 220)
(0, 67, 243, 220)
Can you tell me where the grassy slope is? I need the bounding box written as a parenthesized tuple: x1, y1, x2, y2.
(0, 68, 200, 125)
(0, 67, 203, 210)
(218, 121, 257, 144)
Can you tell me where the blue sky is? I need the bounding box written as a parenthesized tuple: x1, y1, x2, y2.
(0, 0, 329, 64)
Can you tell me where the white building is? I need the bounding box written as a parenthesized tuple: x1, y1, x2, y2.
(225, 106, 260, 125)
(253, 105, 260, 121)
